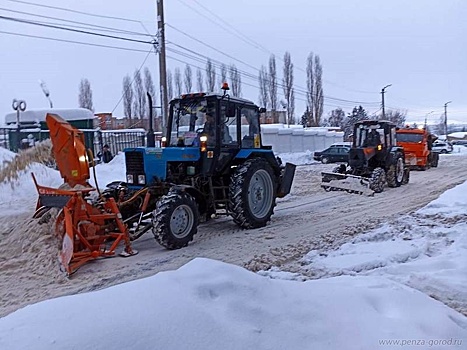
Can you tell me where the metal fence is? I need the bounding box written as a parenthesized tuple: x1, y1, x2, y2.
(0, 128, 156, 157)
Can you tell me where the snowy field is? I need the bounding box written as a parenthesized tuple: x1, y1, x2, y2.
(0, 146, 466, 349)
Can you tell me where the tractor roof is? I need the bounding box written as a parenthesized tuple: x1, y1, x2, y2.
(171, 92, 258, 108)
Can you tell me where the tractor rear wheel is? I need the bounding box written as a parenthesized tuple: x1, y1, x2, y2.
(431, 152, 439, 167)
(152, 190, 199, 249)
(229, 158, 276, 229)
(386, 153, 404, 187)
(369, 167, 386, 193)
(402, 167, 410, 185)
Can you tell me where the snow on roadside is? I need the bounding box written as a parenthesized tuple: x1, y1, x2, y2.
(287, 180, 467, 315)
(0, 258, 466, 350)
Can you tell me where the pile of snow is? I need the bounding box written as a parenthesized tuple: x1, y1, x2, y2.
(0, 258, 465, 350)
(297, 180, 467, 316)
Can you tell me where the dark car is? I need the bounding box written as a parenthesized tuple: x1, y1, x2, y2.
(313, 146, 350, 164)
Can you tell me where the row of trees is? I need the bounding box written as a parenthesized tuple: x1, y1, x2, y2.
(77, 66, 156, 120)
(166, 60, 242, 102)
(320, 106, 407, 139)
(258, 52, 324, 127)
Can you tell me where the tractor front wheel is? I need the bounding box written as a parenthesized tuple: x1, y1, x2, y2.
(229, 158, 276, 229)
(369, 167, 386, 193)
(152, 190, 199, 249)
(386, 153, 404, 187)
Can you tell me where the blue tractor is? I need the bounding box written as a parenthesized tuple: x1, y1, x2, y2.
(106, 84, 296, 250)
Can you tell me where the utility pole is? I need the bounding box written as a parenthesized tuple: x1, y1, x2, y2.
(381, 84, 392, 119)
(157, 0, 168, 134)
(444, 101, 451, 137)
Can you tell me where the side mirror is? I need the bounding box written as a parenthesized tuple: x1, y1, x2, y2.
(259, 107, 266, 113)
(226, 106, 236, 118)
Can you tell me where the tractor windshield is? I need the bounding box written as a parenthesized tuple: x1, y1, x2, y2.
(355, 125, 384, 147)
(169, 99, 213, 146)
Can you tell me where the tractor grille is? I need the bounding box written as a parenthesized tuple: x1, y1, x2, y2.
(125, 151, 144, 173)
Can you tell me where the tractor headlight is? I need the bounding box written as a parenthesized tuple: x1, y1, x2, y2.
(200, 135, 208, 152)
(126, 174, 134, 183)
(377, 144, 383, 151)
(161, 137, 167, 147)
(137, 174, 146, 185)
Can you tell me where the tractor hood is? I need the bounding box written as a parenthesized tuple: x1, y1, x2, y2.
(124, 146, 201, 184)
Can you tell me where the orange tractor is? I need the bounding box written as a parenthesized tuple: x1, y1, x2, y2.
(32, 114, 137, 276)
(396, 126, 439, 170)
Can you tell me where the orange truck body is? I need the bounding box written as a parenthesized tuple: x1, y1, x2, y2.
(396, 127, 438, 170)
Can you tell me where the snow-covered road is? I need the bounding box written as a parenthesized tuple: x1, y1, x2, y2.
(1, 153, 467, 317)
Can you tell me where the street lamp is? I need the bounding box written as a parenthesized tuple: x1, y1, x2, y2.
(424, 110, 434, 128)
(444, 101, 452, 137)
(39, 80, 53, 108)
(381, 84, 392, 119)
(12, 98, 27, 151)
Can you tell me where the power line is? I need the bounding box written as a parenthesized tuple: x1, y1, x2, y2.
(4, 0, 153, 35)
(111, 48, 155, 114)
(0, 15, 152, 44)
(0, 30, 151, 53)
(175, 0, 376, 95)
(165, 40, 381, 106)
(0, 7, 152, 37)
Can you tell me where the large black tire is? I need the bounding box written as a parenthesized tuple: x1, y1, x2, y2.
(386, 153, 404, 187)
(152, 190, 199, 249)
(431, 152, 439, 167)
(369, 167, 386, 193)
(402, 167, 410, 185)
(229, 158, 276, 229)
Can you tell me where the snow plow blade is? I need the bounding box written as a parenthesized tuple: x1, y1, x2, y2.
(321, 172, 374, 196)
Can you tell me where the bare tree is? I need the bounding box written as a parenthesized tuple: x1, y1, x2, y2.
(282, 52, 294, 126)
(383, 110, 407, 127)
(184, 64, 193, 93)
(268, 55, 278, 122)
(144, 67, 156, 114)
(174, 67, 182, 96)
(133, 69, 146, 119)
(78, 78, 94, 112)
(229, 64, 241, 97)
(313, 55, 324, 126)
(205, 59, 216, 92)
(219, 63, 227, 85)
(196, 68, 204, 91)
(325, 108, 345, 128)
(122, 74, 133, 119)
(167, 69, 173, 101)
(306, 53, 314, 126)
(258, 65, 269, 108)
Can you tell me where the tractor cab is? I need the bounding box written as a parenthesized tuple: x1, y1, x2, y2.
(167, 85, 263, 150)
(166, 83, 267, 176)
(353, 120, 397, 149)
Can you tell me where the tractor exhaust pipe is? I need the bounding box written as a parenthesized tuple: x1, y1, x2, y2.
(147, 92, 155, 147)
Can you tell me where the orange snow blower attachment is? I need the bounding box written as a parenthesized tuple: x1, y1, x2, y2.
(32, 113, 137, 276)
(45, 113, 91, 188)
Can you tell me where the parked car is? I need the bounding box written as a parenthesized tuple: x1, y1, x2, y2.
(330, 142, 352, 148)
(451, 140, 467, 147)
(432, 141, 453, 154)
(313, 146, 350, 164)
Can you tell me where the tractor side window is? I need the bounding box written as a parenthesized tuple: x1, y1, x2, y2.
(221, 104, 237, 146)
(240, 107, 260, 148)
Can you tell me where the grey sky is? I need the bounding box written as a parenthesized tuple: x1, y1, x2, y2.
(1, 0, 466, 125)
